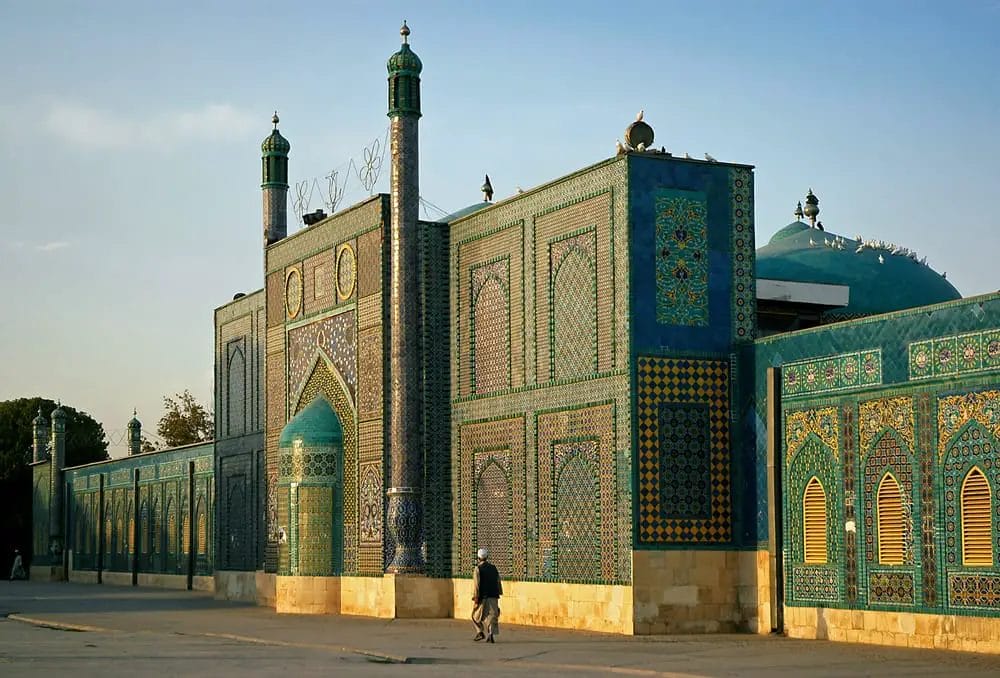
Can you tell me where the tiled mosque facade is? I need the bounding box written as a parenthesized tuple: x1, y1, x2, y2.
(29, 25, 1000, 651)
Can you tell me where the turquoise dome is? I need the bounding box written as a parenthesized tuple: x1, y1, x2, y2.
(261, 129, 290, 155)
(387, 43, 422, 76)
(757, 221, 961, 318)
(441, 201, 490, 223)
(278, 395, 342, 448)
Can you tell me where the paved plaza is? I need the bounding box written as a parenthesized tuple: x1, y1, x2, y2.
(0, 582, 998, 676)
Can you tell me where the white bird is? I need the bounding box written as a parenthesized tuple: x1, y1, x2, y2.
(516, 186, 524, 194)
(636, 142, 646, 152)
(636, 109, 644, 121)
(855, 235, 863, 243)
(920, 256, 928, 265)
(704, 153, 717, 162)
(809, 237, 816, 247)
(615, 140, 626, 156)
(856, 245, 865, 254)
(824, 238, 831, 247)
(878, 254, 885, 264)
(684, 152, 692, 159)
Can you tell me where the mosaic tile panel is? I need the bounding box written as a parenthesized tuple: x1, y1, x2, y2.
(863, 435, 916, 566)
(949, 574, 1000, 610)
(909, 330, 1000, 380)
(459, 417, 526, 579)
(782, 350, 882, 398)
(297, 485, 334, 576)
(785, 411, 843, 605)
(729, 167, 756, 342)
(537, 403, 618, 581)
(356, 227, 383, 299)
(554, 451, 601, 582)
(456, 226, 524, 396)
(940, 391, 1000, 573)
(636, 356, 731, 545)
(917, 393, 938, 606)
(471, 258, 511, 394)
(859, 396, 915, 453)
(358, 462, 383, 545)
(842, 404, 858, 604)
(287, 311, 357, 405)
(357, 327, 383, 420)
(654, 189, 708, 327)
(791, 564, 840, 602)
(474, 459, 513, 577)
(294, 359, 360, 574)
(336, 242, 357, 301)
(550, 231, 597, 381)
(656, 402, 712, 520)
(868, 571, 916, 605)
(785, 407, 839, 462)
(534, 192, 615, 380)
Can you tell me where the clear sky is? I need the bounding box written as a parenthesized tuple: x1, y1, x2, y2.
(2, 1, 998, 456)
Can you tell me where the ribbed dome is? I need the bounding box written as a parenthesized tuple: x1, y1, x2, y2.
(387, 43, 422, 76)
(278, 395, 342, 448)
(441, 201, 490, 223)
(757, 221, 961, 318)
(261, 129, 290, 155)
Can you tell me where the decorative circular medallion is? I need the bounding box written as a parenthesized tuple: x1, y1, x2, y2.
(336, 243, 357, 301)
(285, 266, 303, 319)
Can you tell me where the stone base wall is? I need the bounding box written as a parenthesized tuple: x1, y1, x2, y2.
(739, 550, 773, 634)
(633, 550, 749, 634)
(785, 606, 1000, 654)
(102, 571, 132, 587)
(215, 571, 259, 602)
(31, 565, 64, 582)
(68, 569, 99, 584)
(256, 571, 276, 607)
(453, 579, 633, 634)
(276, 575, 452, 618)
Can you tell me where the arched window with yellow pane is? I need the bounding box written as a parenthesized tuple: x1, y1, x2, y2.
(876, 472, 905, 565)
(961, 467, 993, 567)
(803, 476, 827, 564)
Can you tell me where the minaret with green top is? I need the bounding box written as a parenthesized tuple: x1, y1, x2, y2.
(385, 21, 425, 574)
(262, 113, 290, 246)
(127, 410, 142, 456)
(32, 406, 49, 463)
(49, 404, 66, 559)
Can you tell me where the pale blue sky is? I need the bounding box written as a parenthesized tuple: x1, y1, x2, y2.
(2, 1, 997, 455)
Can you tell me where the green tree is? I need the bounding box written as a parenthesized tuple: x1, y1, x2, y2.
(156, 390, 213, 447)
(0, 397, 108, 573)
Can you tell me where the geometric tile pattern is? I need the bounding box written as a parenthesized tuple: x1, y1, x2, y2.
(474, 460, 513, 577)
(730, 167, 756, 341)
(555, 452, 601, 582)
(791, 564, 840, 603)
(862, 427, 916, 566)
(842, 404, 859, 604)
(471, 258, 511, 395)
(868, 571, 916, 605)
(636, 356, 731, 544)
(459, 417, 526, 579)
(537, 401, 619, 583)
(917, 393, 938, 606)
(550, 231, 597, 381)
(940, 395, 1000, 571)
(287, 311, 357, 405)
(909, 330, 1000, 380)
(656, 402, 711, 520)
(782, 350, 882, 398)
(949, 574, 1000, 610)
(654, 189, 708, 327)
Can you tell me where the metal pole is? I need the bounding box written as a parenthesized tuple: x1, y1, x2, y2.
(766, 367, 784, 633)
(132, 469, 139, 586)
(187, 461, 195, 591)
(97, 474, 105, 584)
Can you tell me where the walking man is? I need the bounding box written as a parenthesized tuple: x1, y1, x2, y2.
(9, 548, 26, 581)
(472, 547, 502, 643)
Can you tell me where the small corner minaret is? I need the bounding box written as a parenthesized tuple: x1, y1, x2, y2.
(32, 406, 49, 463)
(386, 21, 426, 574)
(127, 409, 142, 456)
(262, 112, 290, 247)
(49, 403, 67, 558)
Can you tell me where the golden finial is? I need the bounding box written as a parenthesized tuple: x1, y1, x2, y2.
(401, 20, 410, 44)
(272, 111, 279, 129)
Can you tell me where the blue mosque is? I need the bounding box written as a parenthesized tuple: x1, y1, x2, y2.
(28, 24, 1000, 651)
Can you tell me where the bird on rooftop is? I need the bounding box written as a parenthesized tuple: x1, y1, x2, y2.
(684, 152, 692, 159)
(636, 142, 647, 152)
(878, 254, 885, 264)
(636, 109, 644, 121)
(809, 237, 816, 247)
(704, 153, 717, 162)
(615, 140, 626, 156)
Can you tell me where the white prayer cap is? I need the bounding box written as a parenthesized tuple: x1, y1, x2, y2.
(477, 548, 489, 560)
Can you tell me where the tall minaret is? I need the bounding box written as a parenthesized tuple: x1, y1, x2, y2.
(32, 406, 49, 463)
(385, 21, 425, 574)
(262, 113, 291, 246)
(49, 404, 66, 558)
(127, 410, 142, 456)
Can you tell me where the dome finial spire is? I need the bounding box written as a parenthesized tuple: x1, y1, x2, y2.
(272, 111, 279, 129)
(401, 20, 410, 44)
(803, 188, 820, 227)
(481, 174, 494, 202)
(794, 200, 804, 221)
